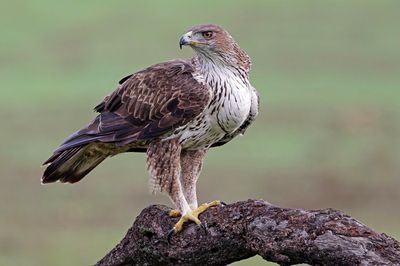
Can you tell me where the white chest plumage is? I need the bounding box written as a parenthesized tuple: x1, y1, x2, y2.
(206, 67, 251, 133)
(174, 63, 252, 149)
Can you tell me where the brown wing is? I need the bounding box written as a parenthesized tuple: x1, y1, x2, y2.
(49, 59, 210, 156)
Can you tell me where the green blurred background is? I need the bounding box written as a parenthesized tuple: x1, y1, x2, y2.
(1, 1, 399, 265)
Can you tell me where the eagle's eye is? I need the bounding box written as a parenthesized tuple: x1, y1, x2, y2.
(202, 31, 213, 39)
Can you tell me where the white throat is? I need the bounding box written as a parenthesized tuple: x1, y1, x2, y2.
(193, 55, 249, 87)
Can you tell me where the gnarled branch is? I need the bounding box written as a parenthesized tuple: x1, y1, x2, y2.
(96, 199, 400, 266)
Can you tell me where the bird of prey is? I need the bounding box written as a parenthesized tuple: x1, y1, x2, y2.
(42, 24, 259, 233)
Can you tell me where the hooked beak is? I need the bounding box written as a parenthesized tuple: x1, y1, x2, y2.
(179, 31, 192, 49)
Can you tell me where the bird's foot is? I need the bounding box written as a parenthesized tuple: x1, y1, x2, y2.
(172, 200, 221, 233)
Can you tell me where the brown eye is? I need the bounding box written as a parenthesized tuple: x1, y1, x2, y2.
(202, 31, 213, 39)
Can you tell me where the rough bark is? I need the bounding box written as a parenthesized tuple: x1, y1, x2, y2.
(96, 199, 400, 266)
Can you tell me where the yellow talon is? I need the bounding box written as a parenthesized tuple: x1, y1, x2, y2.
(172, 200, 221, 233)
(169, 209, 181, 217)
(195, 200, 221, 215)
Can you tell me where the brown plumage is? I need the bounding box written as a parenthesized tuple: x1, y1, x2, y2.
(42, 24, 259, 232)
(42, 59, 209, 183)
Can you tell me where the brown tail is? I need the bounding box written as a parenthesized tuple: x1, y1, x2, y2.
(42, 144, 107, 184)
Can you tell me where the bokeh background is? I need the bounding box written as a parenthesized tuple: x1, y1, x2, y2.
(1, 1, 399, 265)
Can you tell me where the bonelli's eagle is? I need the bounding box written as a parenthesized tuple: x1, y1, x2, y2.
(42, 24, 259, 233)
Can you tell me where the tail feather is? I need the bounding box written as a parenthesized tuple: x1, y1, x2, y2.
(42, 144, 107, 184)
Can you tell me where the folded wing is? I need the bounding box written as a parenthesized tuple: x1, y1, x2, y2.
(42, 59, 210, 183)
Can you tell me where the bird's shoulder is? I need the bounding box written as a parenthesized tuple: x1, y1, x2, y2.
(94, 59, 209, 114)
(89, 59, 211, 141)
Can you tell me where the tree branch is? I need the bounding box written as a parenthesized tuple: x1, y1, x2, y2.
(95, 199, 400, 266)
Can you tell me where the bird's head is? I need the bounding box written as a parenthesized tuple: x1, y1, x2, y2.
(179, 24, 251, 72)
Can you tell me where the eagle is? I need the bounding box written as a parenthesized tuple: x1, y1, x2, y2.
(42, 24, 259, 233)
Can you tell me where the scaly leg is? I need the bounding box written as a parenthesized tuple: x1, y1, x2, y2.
(170, 149, 222, 233)
(147, 140, 213, 233)
(169, 149, 206, 217)
(180, 149, 207, 209)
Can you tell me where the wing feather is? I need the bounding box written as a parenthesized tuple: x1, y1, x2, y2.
(53, 59, 210, 154)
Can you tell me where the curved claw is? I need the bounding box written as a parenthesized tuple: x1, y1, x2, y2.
(199, 222, 208, 234)
(167, 228, 175, 244)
